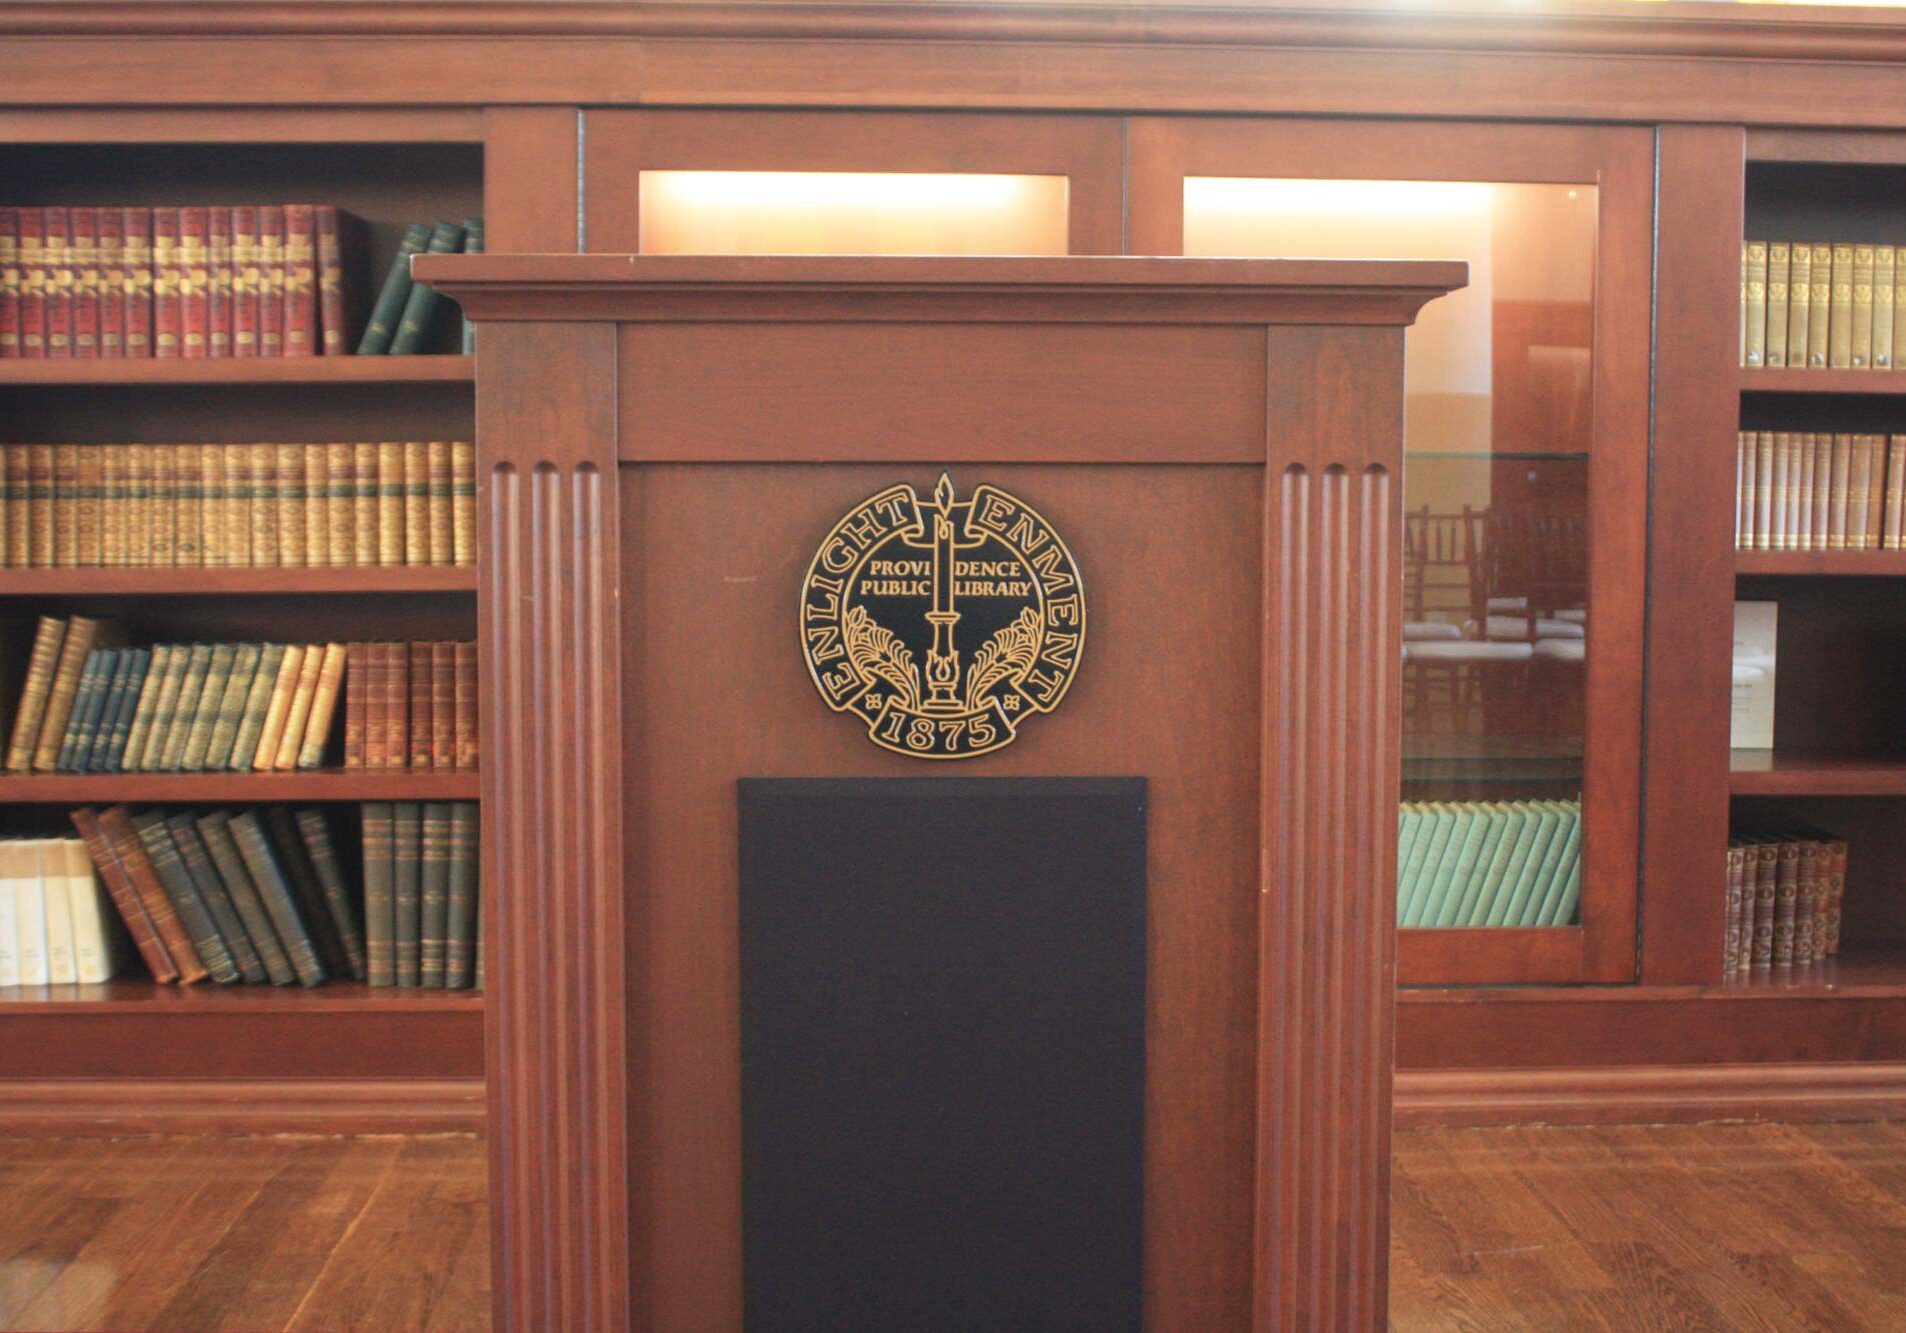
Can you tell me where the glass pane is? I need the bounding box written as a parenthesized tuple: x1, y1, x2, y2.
(1185, 177, 1595, 928)
(638, 171, 1070, 255)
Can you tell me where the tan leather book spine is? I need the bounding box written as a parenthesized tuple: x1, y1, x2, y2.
(1772, 839, 1799, 966)
(130, 643, 190, 772)
(276, 442, 306, 567)
(1764, 242, 1790, 368)
(1825, 839, 1848, 956)
(1889, 438, 1906, 551)
(1735, 432, 1749, 550)
(1793, 840, 1819, 966)
(99, 446, 125, 567)
(1742, 241, 1765, 367)
(1895, 264, 1906, 372)
(97, 804, 207, 982)
(377, 441, 405, 566)
(403, 441, 430, 566)
(226, 642, 284, 770)
(179, 642, 235, 771)
(1811, 435, 1832, 550)
(248, 442, 278, 565)
(1786, 242, 1813, 367)
(385, 640, 409, 771)
(271, 642, 324, 770)
(51, 443, 78, 566)
(296, 642, 348, 770)
(27, 444, 55, 567)
(427, 440, 453, 565)
(197, 445, 224, 566)
(1850, 437, 1873, 549)
(1852, 243, 1876, 369)
(1723, 842, 1745, 976)
(1876, 247, 1897, 369)
(202, 641, 260, 771)
(154, 643, 212, 772)
(33, 614, 106, 771)
(430, 639, 455, 770)
(408, 640, 433, 771)
(1751, 841, 1778, 967)
(119, 643, 171, 772)
(251, 643, 305, 772)
(4, 446, 27, 566)
(325, 442, 353, 566)
(353, 442, 378, 566)
(1830, 243, 1856, 369)
(343, 642, 369, 769)
(222, 443, 251, 566)
(124, 442, 150, 567)
(69, 805, 178, 983)
(74, 444, 102, 566)
(303, 444, 328, 566)
(1830, 435, 1853, 549)
(365, 641, 389, 770)
(1770, 432, 1790, 552)
(5, 615, 66, 770)
(451, 440, 476, 566)
(1795, 434, 1815, 551)
(1753, 433, 1772, 550)
(1868, 436, 1887, 547)
(147, 445, 175, 568)
(172, 442, 201, 567)
(453, 639, 477, 771)
(1808, 243, 1833, 367)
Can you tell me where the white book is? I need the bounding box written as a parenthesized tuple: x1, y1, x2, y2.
(1731, 601, 1778, 749)
(0, 843, 19, 987)
(40, 840, 77, 985)
(61, 839, 117, 984)
(14, 841, 49, 986)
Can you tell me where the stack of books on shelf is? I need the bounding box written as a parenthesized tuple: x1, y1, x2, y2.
(1734, 432, 1906, 550)
(1741, 240, 1906, 370)
(360, 218, 482, 356)
(2, 616, 477, 775)
(0, 835, 125, 985)
(361, 801, 481, 989)
(0, 204, 363, 359)
(0, 440, 475, 569)
(1396, 798, 1583, 928)
(1724, 827, 1847, 975)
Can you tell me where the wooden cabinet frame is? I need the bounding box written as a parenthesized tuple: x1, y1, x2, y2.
(1129, 117, 1652, 985)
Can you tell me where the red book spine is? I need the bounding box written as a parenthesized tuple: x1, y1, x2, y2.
(343, 641, 368, 768)
(0, 207, 18, 358)
(230, 206, 258, 358)
(178, 206, 209, 359)
(207, 207, 232, 357)
(151, 207, 181, 358)
(315, 205, 347, 355)
(69, 206, 99, 358)
(42, 206, 70, 358)
(96, 206, 124, 358)
(257, 205, 284, 357)
(17, 210, 46, 358)
(121, 208, 152, 358)
(283, 203, 317, 357)
(408, 640, 432, 771)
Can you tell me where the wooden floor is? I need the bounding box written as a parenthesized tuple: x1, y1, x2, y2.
(0, 1122, 1903, 1330)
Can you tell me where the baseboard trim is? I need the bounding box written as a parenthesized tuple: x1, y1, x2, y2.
(0, 1078, 486, 1135)
(1396, 1062, 1906, 1127)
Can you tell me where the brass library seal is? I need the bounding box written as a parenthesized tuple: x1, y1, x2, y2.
(800, 474, 1085, 759)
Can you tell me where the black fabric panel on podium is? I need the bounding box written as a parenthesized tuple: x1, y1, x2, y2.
(737, 777, 1147, 1333)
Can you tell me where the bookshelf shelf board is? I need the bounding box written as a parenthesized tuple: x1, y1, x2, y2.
(0, 566, 477, 596)
(1729, 750, 1906, 795)
(0, 356, 473, 386)
(0, 770, 479, 803)
(1740, 367, 1906, 395)
(1734, 550, 1906, 576)
(0, 980, 483, 1015)
(1402, 946, 1906, 1003)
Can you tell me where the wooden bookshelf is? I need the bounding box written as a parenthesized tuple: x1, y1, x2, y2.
(1734, 549, 1906, 576)
(0, 356, 473, 386)
(0, 979, 483, 1012)
(1728, 750, 1906, 795)
(0, 567, 476, 596)
(0, 770, 479, 802)
(1739, 367, 1906, 395)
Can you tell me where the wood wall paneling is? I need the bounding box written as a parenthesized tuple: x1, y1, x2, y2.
(483, 107, 582, 253)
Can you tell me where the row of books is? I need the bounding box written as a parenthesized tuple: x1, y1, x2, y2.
(3, 617, 476, 775)
(1734, 432, 1906, 551)
(0, 204, 358, 359)
(69, 802, 481, 989)
(363, 220, 482, 357)
(0, 441, 475, 569)
(1396, 798, 1583, 929)
(1724, 829, 1847, 973)
(0, 836, 123, 985)
(1740, 240, 1906, 370)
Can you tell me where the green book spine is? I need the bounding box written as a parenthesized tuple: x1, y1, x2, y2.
(294, 807, 367, 981)
(1549, 825, 1587, 928)
(419, 801, 452, 988)
(203, 642, 261, 771)
(386, 222, 465, 355)
(1481, 806, 1543, 927)
(1395, 805, 1421, 910)
(155, 643, 213, 772)
(393, 801, 422, 985)
(356, 223, 431, 355)
(1400, 806, 1457, 927)
(132, 810, 239, 984)
(166, 812, 267, 984)
(228, 810, 325, 987)
(1411, 807, 1477, 929)
(226, 642, 285, 770)
(1461, 805, 1523, 928)
(459, 217, 483, 355)
(1500, 806, 1563, 927)
(1439, 808, 1508, 928)
(195, 810, 296, 987)
(362, 801, 396, 986)
(263, 806, 347, 977)
(84, 649, 133, 772)
(1395, 804, 1444, 927)
(178, 642, 236, 771)
(1532, 803, 1585, 927)
(119, 643, 175, 772)
(56, 648, 111, 771)
(99, 647, 150, 772)
(445, 801, 478, 989)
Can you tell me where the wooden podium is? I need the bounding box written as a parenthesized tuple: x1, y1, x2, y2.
(418, 254, 1463, 1333)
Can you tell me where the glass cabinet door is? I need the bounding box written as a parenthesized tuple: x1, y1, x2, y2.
(1131, 120, 1650, 983)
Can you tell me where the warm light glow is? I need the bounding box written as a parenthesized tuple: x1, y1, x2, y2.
(1186, 177, 1495, 220)
(637, 171, 1070, 255)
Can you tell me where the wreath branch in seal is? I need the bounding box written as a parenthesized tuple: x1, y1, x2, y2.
(844, 604, 923, 712)
(963, 607, 1041, 712)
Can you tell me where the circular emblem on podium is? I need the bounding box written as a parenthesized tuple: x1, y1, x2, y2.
(799, 474, 1085, 759)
